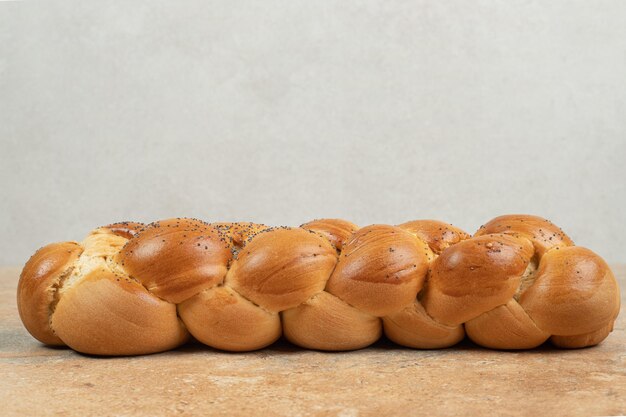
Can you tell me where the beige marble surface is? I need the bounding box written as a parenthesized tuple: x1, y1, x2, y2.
(1, 266, 624, 416)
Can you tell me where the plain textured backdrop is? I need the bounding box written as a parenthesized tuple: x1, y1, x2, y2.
(1, 1, 625, 265)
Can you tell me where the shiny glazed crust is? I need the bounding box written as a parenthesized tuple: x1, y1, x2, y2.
(16, 215, 620, 355)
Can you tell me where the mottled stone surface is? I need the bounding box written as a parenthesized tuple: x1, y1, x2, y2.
(1, 266, 624, 416)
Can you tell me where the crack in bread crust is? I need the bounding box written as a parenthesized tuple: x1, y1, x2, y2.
(47, 264, 77, 336)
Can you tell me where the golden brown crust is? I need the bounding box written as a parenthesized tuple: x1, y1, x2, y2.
(475, 214, 574, 257)
(549, 322, 615, 348)
(300, 219, 359, 251)
(421, 234, 534, 325)
(212, 222, 270, 248)
(101, 222, 145, 239)
(116, 218, 232, 304)
(383, 301, 465, 349)
(17, 214, 620, 355)
(325, 225, 432, 317)
(51, 269, 189, 355)
(282, 290, 381, 351)
(17, 242, 83, 345)
(465, 299, 550, 349)
(398, 220, 470, 254)
(519, 246, 619, 336)
(226, 228, 337, 312)
(178, 286, 281, 351)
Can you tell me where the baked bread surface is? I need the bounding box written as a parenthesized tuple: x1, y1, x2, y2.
(17, 215, 620, 355)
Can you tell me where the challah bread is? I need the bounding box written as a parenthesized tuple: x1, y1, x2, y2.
(16, 214, 620, 356)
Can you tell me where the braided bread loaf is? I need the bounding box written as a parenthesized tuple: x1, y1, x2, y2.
(17, 215, 620, 356)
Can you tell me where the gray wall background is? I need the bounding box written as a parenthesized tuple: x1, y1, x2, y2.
(1, 1, 625, 265)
